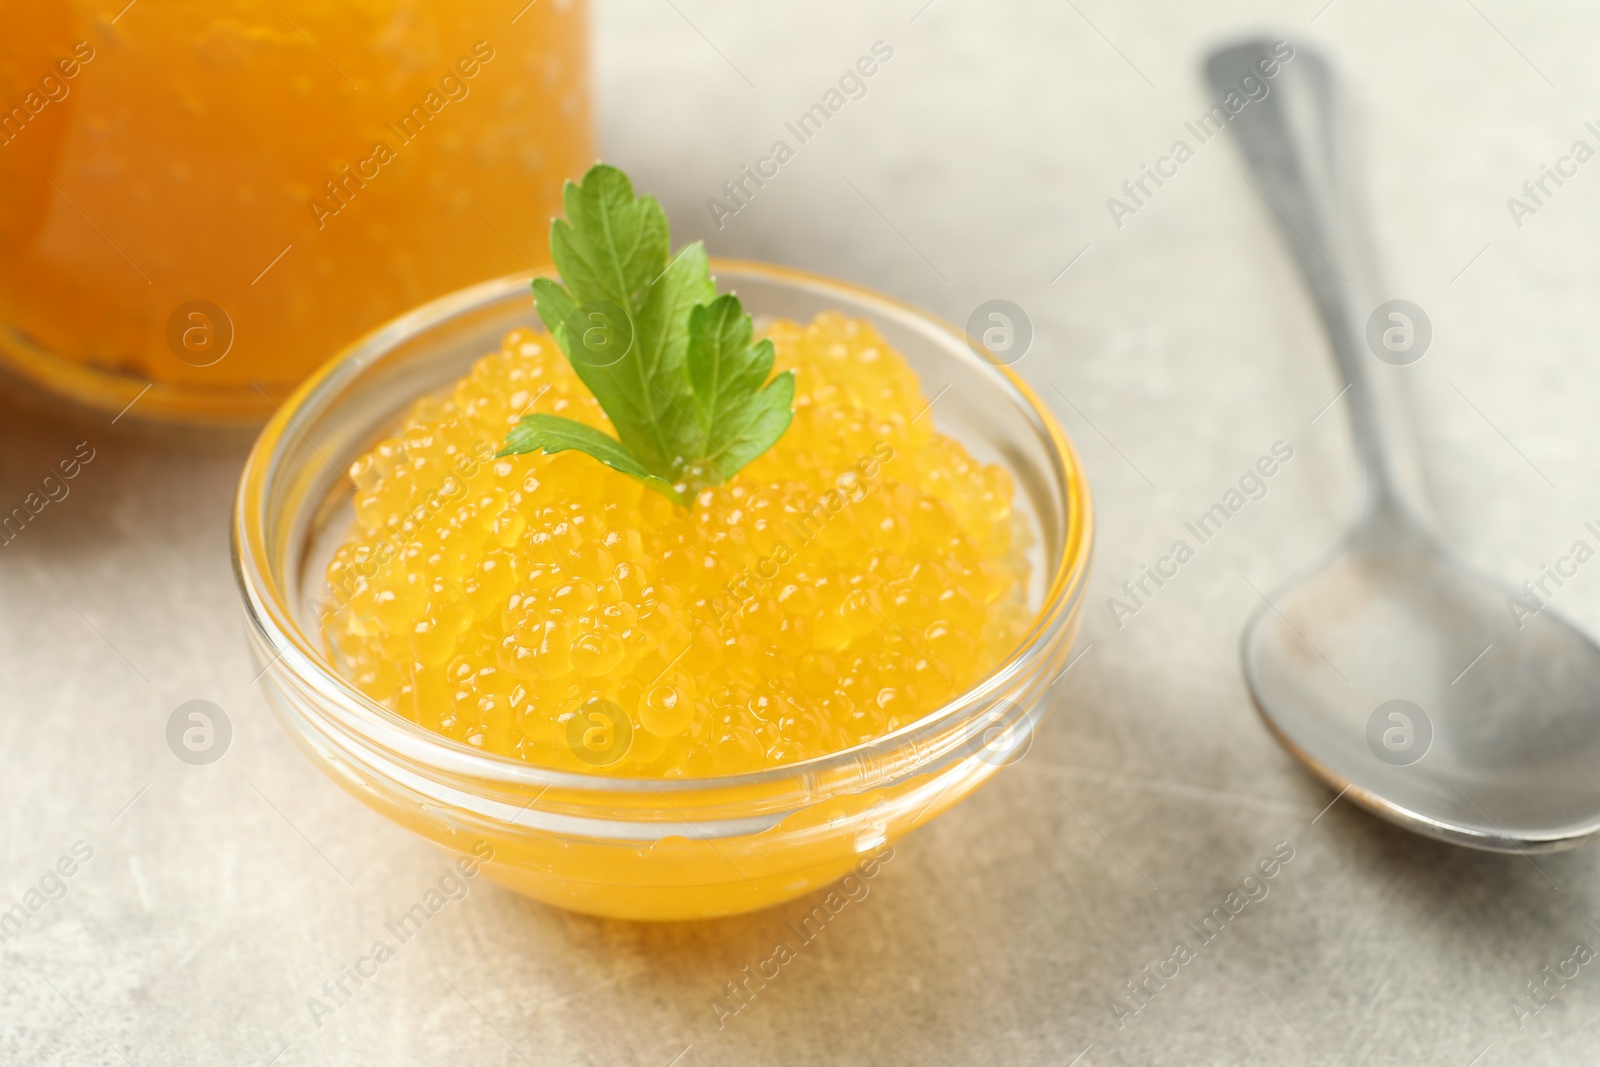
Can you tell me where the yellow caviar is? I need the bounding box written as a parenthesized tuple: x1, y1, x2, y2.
(322, 312, 1030, 776)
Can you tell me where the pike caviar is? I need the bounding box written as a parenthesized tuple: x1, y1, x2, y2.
(322, 313, 1031, 776)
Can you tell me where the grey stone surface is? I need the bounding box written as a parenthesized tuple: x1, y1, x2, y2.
(3, 1, 1599, 1063)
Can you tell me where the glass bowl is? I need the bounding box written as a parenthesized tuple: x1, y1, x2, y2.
(232, 261, 1093, 921)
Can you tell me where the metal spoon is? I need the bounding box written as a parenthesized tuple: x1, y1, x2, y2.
(1208, 39, 1600, 853)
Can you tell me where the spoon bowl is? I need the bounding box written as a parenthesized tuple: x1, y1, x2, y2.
(1243, 517, 1600, 851)
(1211, 39, 1600, 852)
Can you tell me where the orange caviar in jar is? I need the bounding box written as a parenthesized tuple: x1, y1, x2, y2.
(321, 312, 1030, 775)
(0, 1, 588, 419)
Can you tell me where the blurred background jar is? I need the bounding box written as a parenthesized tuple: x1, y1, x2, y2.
(0, 0, 590, 421)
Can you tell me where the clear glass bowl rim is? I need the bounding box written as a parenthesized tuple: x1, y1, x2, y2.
(232, 258, 1093, 804)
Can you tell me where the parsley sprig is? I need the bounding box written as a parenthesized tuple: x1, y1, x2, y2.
(497, 164, 795, 504)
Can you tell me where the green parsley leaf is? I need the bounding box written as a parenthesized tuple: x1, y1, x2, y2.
(502, 163, 795, 502)
(686, 293, 795, 480)
(545, 163, 667, 313)
(496, 414, 684, 503)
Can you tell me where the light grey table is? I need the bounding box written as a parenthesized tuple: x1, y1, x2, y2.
(5, 1, 1600, 1063)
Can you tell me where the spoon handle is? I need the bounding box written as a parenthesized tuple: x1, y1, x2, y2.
(1205, 40, 1430, 528)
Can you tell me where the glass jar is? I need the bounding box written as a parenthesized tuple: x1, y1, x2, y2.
(233, 262, 1094, 920)
(0, 1, 590, 420)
